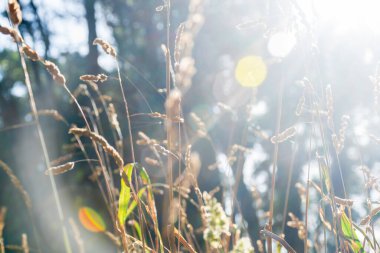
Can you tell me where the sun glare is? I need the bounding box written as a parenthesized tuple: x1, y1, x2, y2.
(314, 0, 380, 33)
(235, 55, 267, 87)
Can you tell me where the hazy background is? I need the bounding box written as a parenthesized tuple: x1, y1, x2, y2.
(1, 0, 380, 252)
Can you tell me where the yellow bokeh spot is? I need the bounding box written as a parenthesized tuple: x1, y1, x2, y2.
(235, 55, 267, 87)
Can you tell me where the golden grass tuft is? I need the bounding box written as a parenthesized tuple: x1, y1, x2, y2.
(45, 162, 75, 176)
(0, 160, 32, 209)
(69, 127, 123, 169)
(93, 38, 116, 57)
(8, 0, 22, 26)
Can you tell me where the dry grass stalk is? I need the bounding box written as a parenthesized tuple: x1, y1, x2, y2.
(260, 229, 296, 253)
(153, 143, 178, 159)
(176, 151, 201, 190)
(149, 112, 183, 123)
(104, 231, 121, 247)
(271, 126, 296, 143)
(43, 60, 66, 86)
(108, 103, 120, 131)
(89, 166, 102, 182)
(217, 102, 234, 114)
(165, 89, 182, 120)
(326, 85, 334, 129)
(8, 0, 22, 26)
(45, 162, 75, 176)
(295, 95, 305, 116)
(0, 25, 23, 42)
(0, 207, 5, 253)
(80, 74, 108, 83)
(369, 69, 380, 109)
(69, 218, 85, 253)
(360, 206, 380, 226)
(332, 115, 350, 154)
(22, 45, 39, 61)
(69, 127, 124, 169)
(93, 38, 116, 57)
(99, 95, 112, 101)
(21, 234, 29, 253)
(72, 84, 89, 101)
(0, 208, 5, 237)
(50, 154, 74, 167)
(250, 186, 263, 209)
(174, 23, 185, 70)
(173, 227, 197, 253)
(174, 0, 204, 91)
(189, 112, 207, 137)
(334, 196, 354, 207)
(319, 206, 332, 231)
(136, 131, 158, 146)
(144, 157, 160, 167)
(287, 212, 307, 241)
(295, 182, 306, 201)
(256, 240, 264, 253)
(36, 109, 66, 123)
(0, 160, 32, 209)
(0, 207, 7, 253)
(83, 80, 99, 92)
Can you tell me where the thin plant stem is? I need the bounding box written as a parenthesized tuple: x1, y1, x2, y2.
(268, 73, 285, 253)
(115, 58, 147, 251)
(17, 38, 73, 253)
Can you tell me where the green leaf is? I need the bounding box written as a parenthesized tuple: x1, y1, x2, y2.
(124, 187, 147, 219)
(131, 220, 143, 241)
(340, 212, 364, 253)
(118, 163, 151, 225)
(318, 157, 331, 194)
(276, 242, 282, 253)
(118, 163, 134, 225)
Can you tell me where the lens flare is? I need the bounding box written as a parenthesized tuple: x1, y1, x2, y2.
(235, 56, 267, 87)
(267, 32, 296, 58)
(78, 207, 106, 233)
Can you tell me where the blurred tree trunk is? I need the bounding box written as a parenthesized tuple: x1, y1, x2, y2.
(84, 0, 100, 73)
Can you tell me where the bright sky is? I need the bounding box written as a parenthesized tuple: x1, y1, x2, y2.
(1, 0, 114, 62)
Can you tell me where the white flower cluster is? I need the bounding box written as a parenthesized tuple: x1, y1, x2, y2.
(230, 237, 255, 253)
(202, 192, 230, 249)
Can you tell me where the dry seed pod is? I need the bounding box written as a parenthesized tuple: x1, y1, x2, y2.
(189, 112, 207, 137)
(36, 109, 66, 122)
(174, 23, 185, 69)
(44, 60, 66, 85)
(145, 157, 160, 167)
(50, 154, 73, 167)
(334, 196, 354, 207)
(271, 126, 296, 143)
(69, 128, 123, 169)
(80, 74, 108, 83)
(22, 45, 39, 61)
(295, 182, 306, 200)
(45, 162, 75, 176)
(8, 0, 22, 26)
(0, 160, 32, 209)
(108, 103, 120, 131)
(0, 25, 23, 42)
(93, 38, 116, 57)
(89, 167, 102, 182)
(295, 95, 305, 116)
(360, 206, 380, 225)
